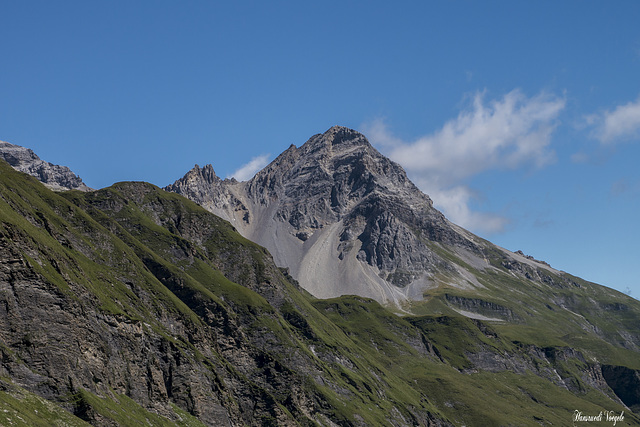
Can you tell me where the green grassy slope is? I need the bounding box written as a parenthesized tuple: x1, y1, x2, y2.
(413, 243, 640, 370)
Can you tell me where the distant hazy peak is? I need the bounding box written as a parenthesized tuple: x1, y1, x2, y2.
(0, 140, 92, 192)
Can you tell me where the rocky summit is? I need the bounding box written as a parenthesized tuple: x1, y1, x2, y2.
(0, 141, 92, 192)
(169, 127, 460, 304)
(167, 127, 555, 307)
(1, 131, 640, 425)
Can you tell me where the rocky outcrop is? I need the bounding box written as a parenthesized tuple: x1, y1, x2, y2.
(444, 294, 519, 321)
(165, 164, 245, 217)
(0, 141, 92, 191)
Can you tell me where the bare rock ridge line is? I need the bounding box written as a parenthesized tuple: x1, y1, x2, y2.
(165, 125, 555, 305)
(0, 141, 92, 192)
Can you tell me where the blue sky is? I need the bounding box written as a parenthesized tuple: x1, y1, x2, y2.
(2, 1, 640, 297)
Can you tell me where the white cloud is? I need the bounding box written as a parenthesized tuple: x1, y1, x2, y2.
(228, 154, 270, 181)
(363, 118, 404, 150)
(591, 95, 640, 144)
(364, 89, 565, 234)
(423, 183, 510, 234)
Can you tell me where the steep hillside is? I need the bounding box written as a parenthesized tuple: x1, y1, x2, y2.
(0, 161, 450, 425)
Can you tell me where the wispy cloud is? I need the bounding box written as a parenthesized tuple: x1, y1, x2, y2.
(364, 89, 565, 234)
(589, 95, 640, 144)
(425, 185, 510, 234)
(228, 154, 270, 181)
(570, 151, 589, 164)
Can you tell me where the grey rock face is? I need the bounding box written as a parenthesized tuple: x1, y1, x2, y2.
(167, 126, 495, 305)
(0, 141, 92, 191)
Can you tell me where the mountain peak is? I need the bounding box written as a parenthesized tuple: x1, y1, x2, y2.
(0, 140, 92, 191)
(168, 127, 465, 303)
(305, 126, 371, 152)
(186, 163, 218, 184)
(324, 125, 368, 144)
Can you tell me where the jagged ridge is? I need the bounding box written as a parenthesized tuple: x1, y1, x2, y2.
(0, 141, 92, 191)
